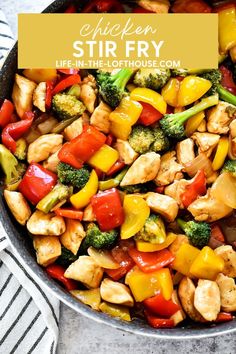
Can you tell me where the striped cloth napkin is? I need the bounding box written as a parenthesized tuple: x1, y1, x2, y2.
(0, 9, 60, 354)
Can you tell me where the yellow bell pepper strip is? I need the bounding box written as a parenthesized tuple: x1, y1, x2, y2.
(136, 232, 177, 252)
(99, 167, 128, 191)
(109, 97, 143, 140)
(171, 243, 200, 277)
(217, 4, 236, 53)
(99, 302, 131, 321)
(88, 144, 119, 173)
(161, 78, 180, 107)
(125, 266, 173, 302)
(189, 246, 225, 280)
(177, 76, 212, 107)
(212, 137, 229, 171)
(22, 69, 57, 83)
(121, 195, 150, 239)
(185, 111, 205, 137)
(70, 170, 98, 209)
(130, 87, 167, 114)
(70, 289, 101, 311)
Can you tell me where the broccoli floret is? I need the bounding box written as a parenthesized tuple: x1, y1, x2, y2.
(52, 93, 85, 121)
(222, 160, 236, 177)
(128, 125, 155, 154)
(0, 144, 22, 185)
(120, 182, 153, 194)
(134, 68, 171, 91)
(177, 219, 211, 249)
(160, 94, 219, 139)
(82, 223, 118, 250)
(151, 126, 170, 152)
(36, 184, 73, 213)
(57, 162, 90, 189)
(97, 68, 133, 108)
(135, 214, 166, 244)
(200, 69, 236, 106)
(56, 246, 78, 267)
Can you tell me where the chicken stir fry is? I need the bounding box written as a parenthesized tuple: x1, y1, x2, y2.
(1, 0, 236, 330)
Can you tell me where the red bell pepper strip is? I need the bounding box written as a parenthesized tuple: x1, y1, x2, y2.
(46, 264, 77, 291)
(106, 160, 126, 176)
(52, 74, 81, 95)
(106, 241, 135, 280)
(154, 186, 165, 194)
(64, 4, 77, 13)
(132, 7, 154, 13)
(91, 188, 125, 231)
(19, 163, 57, 205)
(220, 66, 236, 96)
(208, 223, 225, 249)
(145, 311, 175, 328)
(143, 292, 180, 318)
(214, 2, 236, 12)
(128, 248, 175, 273)
(58, 125, 106, 169)
(82, 0, 124, 13)
(0, 99, 14, 128)
(45, 81, 54, 110)
(181, 170, 206, 208)
(172, 0, 211, 13)
(57, 69, 79, 75)
(105, 133, 115, 146)
(215, 312, 234, 323)
(54, 208, 83, 220)
(138, 102, 163, 126)
(1, 111, 34, 153)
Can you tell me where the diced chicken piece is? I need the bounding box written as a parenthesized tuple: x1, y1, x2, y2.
(192, 132, 220, 158)
(169, 234, 189, 256)
(114, 139, 139, 165)
(4, 190, 31, 226)
(60, 219, 85, 255)
(27, 210, 66, 236)
(37, 115, 58, 134)
(90, 101, 112, 134)
(214, 245, 236, 278)
(165, 179, 190, 208)
(64, 117, 83, 141)
(145, 192, 178, 222)
(82, 74, 97, 88)
(80, 84, 97, 113)
(12, 74, 37, 118)
(188, 189, 232, 222)
(100, 278, 134, 307)
(83, 204, 96, 222)
(120, 152, 160, 186)
(194, 279, 221, 321)
(178, 277, 205, 322)
(228, 119, 236, 159)
(155, 151, 183, 186)
(33, 235, 61, 267)
(33, 82, 46, 112)
(170, 290, 186, 326)
(207, 101, 234, 134)
(43, 149, 60, 172)
(176, 138, 195, 168)
(139, 0, 170, 13)
(64, 256, 103, 288)
(197, 119, 207, 132)
(216, 273, 236, 312)
(27, 133, 63, 163)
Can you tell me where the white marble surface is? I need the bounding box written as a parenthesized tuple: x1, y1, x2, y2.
(1, 1, 236, 353)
